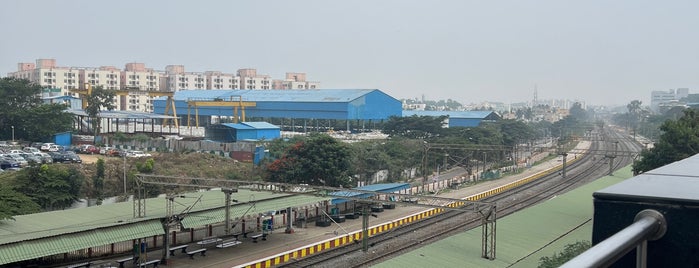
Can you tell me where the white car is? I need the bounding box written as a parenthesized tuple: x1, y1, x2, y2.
(48, 145, 63, 152)
(40, 143, 55, 151)
(127, 150, 152, 158)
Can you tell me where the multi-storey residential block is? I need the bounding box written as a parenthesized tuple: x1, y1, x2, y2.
(205, 71, 239, 89)
(165, 65, 207, 91)
(238, 69, 271, 90)
(6, 59, 321, 112)
(8, 59, 81, 96)
(80, 66, 121, 90)
(272, 72, 320, 89)
(121, 63, 161, 91)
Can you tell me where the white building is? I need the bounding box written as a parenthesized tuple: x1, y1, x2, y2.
(121, 63, 161, 91)
(205, 71, 240, 89)
(8, 59, 81, 96)
(272, 72, 320, 89)
(238, 69, 271, 90)
(80, 66, 121, 90)
(650, 88, 689, 112)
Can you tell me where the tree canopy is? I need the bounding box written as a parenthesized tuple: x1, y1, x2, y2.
(265, 133, 352, 187)
(0, 77, 73, 141)
(633, 109, 699, 174)
(84, 85, 116, 136)
(10, 164, 84, 210)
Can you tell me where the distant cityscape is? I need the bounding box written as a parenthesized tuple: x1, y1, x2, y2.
(3, 58, 696, 118)
(6, 58, 320, 112)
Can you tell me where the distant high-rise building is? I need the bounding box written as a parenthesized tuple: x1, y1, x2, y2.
(650, 88, 689, 112)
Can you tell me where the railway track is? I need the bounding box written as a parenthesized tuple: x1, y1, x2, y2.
(277, 129, 642, 268)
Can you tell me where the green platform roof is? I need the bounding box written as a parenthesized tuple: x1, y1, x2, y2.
(0, 188, 330, 265)
(375, 166, 633, 268)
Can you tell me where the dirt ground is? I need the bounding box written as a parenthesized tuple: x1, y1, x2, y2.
(79, 153, 103, 164)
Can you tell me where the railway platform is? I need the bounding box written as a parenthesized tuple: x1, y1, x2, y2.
(94, 141, 592, 268)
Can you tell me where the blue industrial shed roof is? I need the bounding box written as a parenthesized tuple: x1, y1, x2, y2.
(164, 89, 385, 102)
(153, 89, 402, 120)
(402, 110, 498, 119)
(221, 122, 279, 130)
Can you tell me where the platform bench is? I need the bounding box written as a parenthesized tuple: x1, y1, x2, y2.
(186, 248, 207, 259)
(116, 256, 134, 268)
(232, 232, 246, 240)
(66, 262, 91, 268)
(168, 244, 188, 256)
(138, 259, 161, 268)
(216, 239, 242, 248)
(196, 236, 222, 247)
(250, 233, 268, 243)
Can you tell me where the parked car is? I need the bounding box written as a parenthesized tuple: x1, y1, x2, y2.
(0, 159, 20, 170)
(30, 142, 44, 149)
(48, 145, 64, 152)
(5, 154, 28, 167)
(100, 146, 114, 155)
(38, 152, 53, 164)
(18, 153, 42, 165)
(127, 150, 152, 158)
(62, 151, 82, 163)
(40, 143, 55, 151)
(23, 147, 41, 154)
(78, 145, 100, 154)
(48, 152, 71, 163)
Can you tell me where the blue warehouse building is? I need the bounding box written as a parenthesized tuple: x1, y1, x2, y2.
(153, 89, 402, 132)
(206, 122, 281, 142)
(402, 110, 501, 127)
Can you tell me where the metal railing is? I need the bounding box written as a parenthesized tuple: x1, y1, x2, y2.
(562, 209, 667, 268)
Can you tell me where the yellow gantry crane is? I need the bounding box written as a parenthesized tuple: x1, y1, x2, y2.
(185, 96, 256, 127)
(71, 83, 179, 127)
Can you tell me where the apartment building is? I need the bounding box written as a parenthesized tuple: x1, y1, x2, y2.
(122, 63, 161, 91)
(165, 65, 207, 91)
(204, 71, 239, 89)
(80, 66, 121, 90)
(238, 68, 271, 90)
(7, 59, 320, 112)
(8, 59, 81, 96)
(272, 72, 320, 89)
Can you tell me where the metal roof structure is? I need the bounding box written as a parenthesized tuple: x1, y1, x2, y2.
(152, 89, 402, 121)
(0, 189, 329, 265)
(330, 183, 411, 205)
(374, 166, 634, 268)
(66, 109, 176, 119)
(402, 110, 501, 127)
(221, 122, 280, 130)
(402, 110, 499, 119)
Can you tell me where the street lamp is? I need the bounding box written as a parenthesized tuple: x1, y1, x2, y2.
(123, 152, 127, 196)
(11, 126, 14, 142)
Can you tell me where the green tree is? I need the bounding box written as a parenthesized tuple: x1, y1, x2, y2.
(266, 133, 351, 187)
(0, 186, 41, 220)
(569, 102, 588, 121)
(0, 77, 73, 141)
(11, 164, 84, 210)
(84, 85, 116, 138)
(93, 158, 106, 200)
(633, 109, 699, 174)
(538, 241, 591, 268)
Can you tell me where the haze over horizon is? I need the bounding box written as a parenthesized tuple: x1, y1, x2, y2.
(2, 0, 698, 107)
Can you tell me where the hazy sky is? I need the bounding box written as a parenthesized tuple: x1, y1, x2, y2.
(2, 1, 698, 107)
